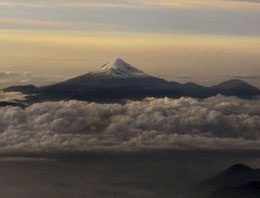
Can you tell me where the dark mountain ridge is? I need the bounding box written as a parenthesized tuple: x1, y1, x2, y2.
(210, 181, 260, 198)
(2, 58, 260, 103)
(207, 164, 260, 188)
(200, 164, 260, 198)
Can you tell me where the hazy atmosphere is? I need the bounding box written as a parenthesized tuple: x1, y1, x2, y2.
(1, 0, 260, 87)
(0, 1, 260, 198)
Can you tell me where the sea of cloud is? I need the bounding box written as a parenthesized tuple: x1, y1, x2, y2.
(0, 95, 259, 154)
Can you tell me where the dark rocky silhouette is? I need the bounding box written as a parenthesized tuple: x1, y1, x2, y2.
(0, 101, 27, 108)
(2, 59, 260, 104)
(210, 181, 260, 198)
(201, 164, 260, 198)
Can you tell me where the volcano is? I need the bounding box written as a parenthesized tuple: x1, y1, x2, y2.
(3, 58, 260, 103)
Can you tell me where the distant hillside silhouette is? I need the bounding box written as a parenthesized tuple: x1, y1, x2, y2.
(2, 59, 260, 104)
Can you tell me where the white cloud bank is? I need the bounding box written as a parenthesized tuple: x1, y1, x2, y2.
(0, 95, 259, 154)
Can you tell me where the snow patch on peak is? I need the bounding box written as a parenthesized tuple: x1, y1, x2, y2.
(100, 58, 148, 78)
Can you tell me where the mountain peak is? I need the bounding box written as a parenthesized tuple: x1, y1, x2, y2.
(214, 79, 258, 89)
(102, 58, 126, 68)
(100, 58, 147, 78)
(226, 164, 252, 172)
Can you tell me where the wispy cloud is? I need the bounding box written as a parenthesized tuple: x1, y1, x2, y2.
(0, 1, 46, 7)
(0, 18, 120, 31)
(0, 0, 260, 9)
(0, 91, 26, 101)
(229, 75, 260, 80)
(0, 18, 69, 28)
(0, 71, 66, 88)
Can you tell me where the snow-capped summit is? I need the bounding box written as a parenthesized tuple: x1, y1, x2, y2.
(56, 58, 153, 87)
(99, 58, 148, 78)
(3, 58, 260, 103)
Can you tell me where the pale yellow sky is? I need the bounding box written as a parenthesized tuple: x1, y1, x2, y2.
(0, 30, 259, 87)
(0, 0, 260, 87)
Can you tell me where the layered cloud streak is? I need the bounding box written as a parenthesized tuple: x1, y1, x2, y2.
(0, 96, 259, 154)
(1, 0, 260, 9)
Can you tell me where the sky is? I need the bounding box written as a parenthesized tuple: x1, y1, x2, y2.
(0, 0, 260, 87)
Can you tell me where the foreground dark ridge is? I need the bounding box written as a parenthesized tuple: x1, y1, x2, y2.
(205, 164, 260, 198)
(3, 58, 260, 104)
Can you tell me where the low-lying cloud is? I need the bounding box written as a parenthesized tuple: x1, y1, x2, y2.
(0, 91, 26, 102)
(0, 95, 259, 154)
(0, 71, 30, 79)
(0, 71, 66, 88)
